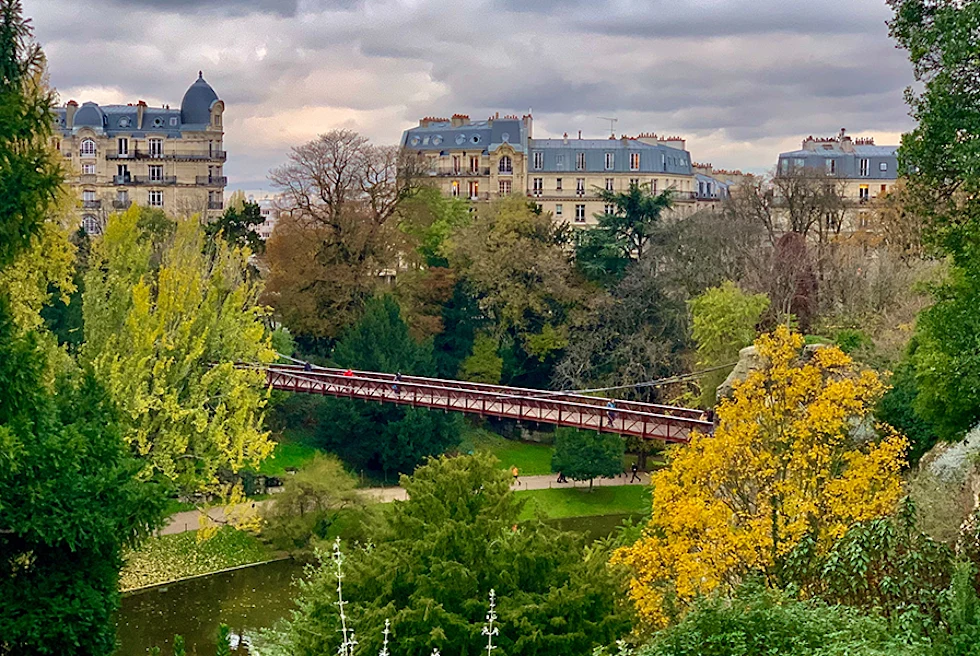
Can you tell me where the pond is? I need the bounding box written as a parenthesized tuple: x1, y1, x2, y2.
(115, 513, 640, 655)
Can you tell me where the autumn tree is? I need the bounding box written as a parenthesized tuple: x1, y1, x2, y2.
(266, 130, 423, 343)
(612, 327, 907, 627)
(689, 281, 769, 406)
(448, 196, 584, 385)
(82, 206, 276, 496)
(551, 428, 624, 490)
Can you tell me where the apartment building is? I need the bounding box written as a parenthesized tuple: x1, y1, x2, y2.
(777, 129, 899, 229)
(53, 72, 227, 234)
(400, 114, 701, 226)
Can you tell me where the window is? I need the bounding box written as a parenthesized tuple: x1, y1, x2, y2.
(468, 180, 479, 199)
(859, 184, 869, 201)
(880, 162, 888, 172)
(532, 177, 543, 196)
(556, 178, 562, 191)
(825, 158, 836, 175)
(604, 152, 615, 170)
(148, 165, 163, 182)
(82, 190, 96, 202)
(469, 156, 480, 174)
(576, 178, 585, 196)
(604, 203, 616, 215)
(652, 178, 658, 192)
(80, 138, 96, 157)
(629, 178, 639, 187)
(170, 117, 178, 126)
(116, 164, 129, 181)
(81, 215, 100, 235)
(215, 113, 221, 127)
(117, 190, 128, 204)
(630, 152, 640, 171)
(452, 155, 461, 174)
(574, 204, 586, 223)
(498, 179, 512, 195)
(148, 190, 163, 207)
(555, 154, 565, 170)
(82, 163, 96, 175)
(117, 138, 129, 156)
(555, 203, 563, 217)
(860, 158, 869, 176)
(148, 138, 163, 157)
(881, 184, 888, 194)
(498, 155, 512, 173)
(451, 180, 460, 197)
(605, 178, 614, 191)
(533, 151, 543, 170)
(575, 152, 586, 171)
(780, 159, 789, 174)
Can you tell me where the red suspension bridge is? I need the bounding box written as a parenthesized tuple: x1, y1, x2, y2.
(242, 364, 713, 443)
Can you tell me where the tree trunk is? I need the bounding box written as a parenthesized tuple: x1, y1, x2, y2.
(637, 451, 648, 471)
(589, 477, 594, 492)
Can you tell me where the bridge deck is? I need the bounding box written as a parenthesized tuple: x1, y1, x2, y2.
(252, 364, 711, 443)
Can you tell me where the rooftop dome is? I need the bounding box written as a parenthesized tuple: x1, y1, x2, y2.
(180, 71, 218, 126)
(74, 102, 105, 128)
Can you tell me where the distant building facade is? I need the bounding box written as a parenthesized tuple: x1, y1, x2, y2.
(400, 114, 706, 225)
(53, 72, 227, 234)
(777, 129, 899, 229)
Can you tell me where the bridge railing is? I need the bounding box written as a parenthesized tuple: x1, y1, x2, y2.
(251, 365, 712, 443)
(265, 364, 706, 420)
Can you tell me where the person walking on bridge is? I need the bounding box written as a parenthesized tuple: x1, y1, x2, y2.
(605, 400, 617, 427)
(393, 371, 403, 395)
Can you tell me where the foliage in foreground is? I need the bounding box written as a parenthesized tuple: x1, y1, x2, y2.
(612, 327, 907, 627)
(267, 453, 630, 656)
(82, 206, 276, 495)
(632, 582, 928, 656)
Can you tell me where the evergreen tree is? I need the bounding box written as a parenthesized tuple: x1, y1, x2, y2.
(315, 296, 462, 475)
(551, 427, 625, 491)
(205, 199, 265, 254)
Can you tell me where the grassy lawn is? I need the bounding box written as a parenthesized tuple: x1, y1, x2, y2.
(256, 433, 321, 477)
(515, 485, 651, 521)
(460, 426, 554, 475)
(120, 527, 279, 591)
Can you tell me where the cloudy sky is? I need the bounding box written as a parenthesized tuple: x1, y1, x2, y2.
(25, 0, 915, 191)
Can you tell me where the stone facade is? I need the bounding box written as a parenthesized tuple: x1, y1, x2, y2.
(52, 72, 226, 234)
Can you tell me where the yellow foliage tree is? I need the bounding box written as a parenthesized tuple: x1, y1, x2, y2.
(611, 326, 907, 627)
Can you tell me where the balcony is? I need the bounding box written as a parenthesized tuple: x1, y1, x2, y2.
(112, 174, 132, 185)
(112, 199, 132, 209)
(82, 199, 101, 209)
(208, 201, 224, 210)
(105, 149, 227, 162)
(131, 175, 177, 186)
(196, 176, 228, 186)
(430, 167, 490, 177)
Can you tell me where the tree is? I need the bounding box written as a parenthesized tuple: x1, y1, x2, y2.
(82, 206, 276, 496)
(689, 281, 769, 406)
(575, 182, 673, 283)
(0, 0, 62, 269)
(552, 428, 624, 490)
(0, 310, 165, 656)
(270, 454, 630, 656)
(261, 454, 373, 553)
(448, 196, 584, 384)
(611, 327, 908, 627)
(554, 257, 688, 402)
(266, 130, 423, 342)
(314, 296, 462, 475)
(633, 582, 926, 656)
(459, 332, 503, 384)
(877, 358, 938, 465)
(205, 199, 265, 254)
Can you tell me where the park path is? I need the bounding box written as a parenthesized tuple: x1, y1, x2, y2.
(159, 471, 652, 536)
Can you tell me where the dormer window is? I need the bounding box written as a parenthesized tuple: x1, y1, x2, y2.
(119, 117, 131, 128)
(170, 117, 178, 126)
(153, 117, 164, 127)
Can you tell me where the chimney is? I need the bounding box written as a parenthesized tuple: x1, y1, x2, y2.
(451, 113, 470, 128)
(563, 132, 568, 145)
(578, 130, 582, 139)
(65, 100, 78, 128)
(137, 100, 147, 130)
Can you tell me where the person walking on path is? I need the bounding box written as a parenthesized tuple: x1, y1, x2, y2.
(512, 466, 520, 487)
(556, 470, 567, 484)
(630, 462, 640, 483)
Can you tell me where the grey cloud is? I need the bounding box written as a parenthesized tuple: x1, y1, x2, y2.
(102, 0, 304, 17)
